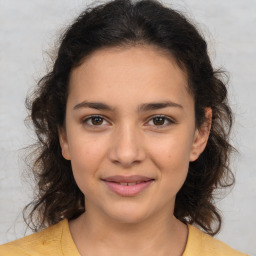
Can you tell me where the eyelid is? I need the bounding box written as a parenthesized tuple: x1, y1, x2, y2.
(82, 115, 111, 127)
(145, 115, 176, 128)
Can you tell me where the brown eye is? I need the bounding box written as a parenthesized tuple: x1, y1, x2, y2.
(152, 116, 165, 125)
(91, 116, 104, 125)
(83, 115, 108, 126)
(147, 115, 175, 128)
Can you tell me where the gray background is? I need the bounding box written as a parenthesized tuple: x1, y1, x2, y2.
(0, 0, 255, 255)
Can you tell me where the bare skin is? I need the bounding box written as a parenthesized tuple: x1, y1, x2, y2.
(59, 44, 211, 256)
(69, 211, 188, 256)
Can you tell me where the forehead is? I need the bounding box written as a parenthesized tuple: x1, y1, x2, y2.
(68, 45, 193, 110)
(72, 44, 187, 82)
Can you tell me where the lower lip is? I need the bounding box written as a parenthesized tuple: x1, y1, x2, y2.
(103, 180, 154, 196)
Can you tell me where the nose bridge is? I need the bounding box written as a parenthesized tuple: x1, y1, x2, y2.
(109, 121, 145, 167)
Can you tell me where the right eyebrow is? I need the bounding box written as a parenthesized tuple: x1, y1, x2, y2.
(73, 101, 115, 111)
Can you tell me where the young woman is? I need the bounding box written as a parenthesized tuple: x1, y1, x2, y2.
(0, 0, 248, 255)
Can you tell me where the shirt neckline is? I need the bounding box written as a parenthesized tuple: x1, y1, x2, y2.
(61, 219, 81, 256)
(60, 219, 199, 256)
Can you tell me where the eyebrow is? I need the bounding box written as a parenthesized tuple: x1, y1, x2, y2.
(73, 100, 183, 112)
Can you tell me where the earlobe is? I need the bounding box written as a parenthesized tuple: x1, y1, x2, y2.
(190, 108, 212, 162)
(58, 127, 71, 160)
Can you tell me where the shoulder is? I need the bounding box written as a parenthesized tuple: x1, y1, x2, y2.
(0, 219, 67, 256)
(183, 224, 248, 256)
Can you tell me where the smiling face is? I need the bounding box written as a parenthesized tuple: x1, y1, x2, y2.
(59, 45, 210, 224)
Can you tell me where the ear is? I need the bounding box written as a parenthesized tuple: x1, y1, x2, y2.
(189, 108, 212, 162)
(58, 126, 71, 160)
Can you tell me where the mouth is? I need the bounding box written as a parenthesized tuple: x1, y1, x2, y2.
(102, 175, 155, 196)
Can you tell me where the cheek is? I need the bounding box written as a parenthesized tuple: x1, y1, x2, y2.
(69, 133, 107, 164)
(148, 132, 193, 169)
(68, 136, 107, 191)
(147, 133, 193, 191)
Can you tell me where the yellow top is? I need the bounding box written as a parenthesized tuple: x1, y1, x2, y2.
(0, 219, 248, 256)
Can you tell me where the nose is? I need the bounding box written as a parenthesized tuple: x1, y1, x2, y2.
(108, 123, 146, 168)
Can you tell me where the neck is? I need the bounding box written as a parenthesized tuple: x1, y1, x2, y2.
(69, 205, 188, 256)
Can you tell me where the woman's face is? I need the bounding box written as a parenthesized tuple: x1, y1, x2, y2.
(59, 45, 210, 224)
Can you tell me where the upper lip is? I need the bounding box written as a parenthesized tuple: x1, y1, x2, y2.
(102, 175, 154, 183)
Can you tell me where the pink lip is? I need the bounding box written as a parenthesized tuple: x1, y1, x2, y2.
(102, 175, 154, 196)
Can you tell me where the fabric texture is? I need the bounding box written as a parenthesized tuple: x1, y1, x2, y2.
(0, 219, 248, 256)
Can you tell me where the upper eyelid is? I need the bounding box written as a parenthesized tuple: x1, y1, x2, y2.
(146, 115, 176, 127)
(82, 114, 110, 124)
(147, 114, 174, 121)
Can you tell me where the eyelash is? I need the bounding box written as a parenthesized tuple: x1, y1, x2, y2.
(82, 115, 175, 129)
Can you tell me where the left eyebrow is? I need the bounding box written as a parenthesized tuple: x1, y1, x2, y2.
(73, 100, 183, 112)
(137, 101, 183, 112)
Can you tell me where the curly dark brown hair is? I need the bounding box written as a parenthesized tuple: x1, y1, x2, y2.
(23, 0, 235, 236)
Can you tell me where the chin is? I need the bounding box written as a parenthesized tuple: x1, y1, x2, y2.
(101, 203, 151, 225)
(110, 213, 148, 225)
